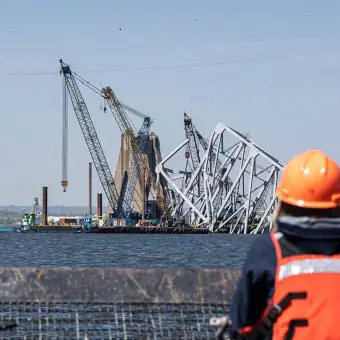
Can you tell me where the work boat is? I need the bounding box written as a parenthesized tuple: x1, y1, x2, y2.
(17, 213, 38, 232)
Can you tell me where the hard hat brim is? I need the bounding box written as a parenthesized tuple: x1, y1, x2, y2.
(277, 191, 338, 209)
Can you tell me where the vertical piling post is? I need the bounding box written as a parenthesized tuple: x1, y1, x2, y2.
(142, 168, 145, 220)
(89, 162, 92, 216)
(42, 186, 48, 226)
(97, 193, 103, 219)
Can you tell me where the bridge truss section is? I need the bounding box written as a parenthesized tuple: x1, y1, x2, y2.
(156, 122, 284, 233)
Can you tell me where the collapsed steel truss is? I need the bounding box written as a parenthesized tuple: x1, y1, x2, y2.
(156, 122, 284, 233)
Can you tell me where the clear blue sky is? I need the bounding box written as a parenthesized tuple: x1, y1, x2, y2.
(1, 0, 340, 206)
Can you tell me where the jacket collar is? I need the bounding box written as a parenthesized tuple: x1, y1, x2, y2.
(277, 216, 340, 240)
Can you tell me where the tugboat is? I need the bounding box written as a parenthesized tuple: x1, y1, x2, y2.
(17, 213, 36, 232)
(16, 197, 42, 232)
(79, 215, 97, 232)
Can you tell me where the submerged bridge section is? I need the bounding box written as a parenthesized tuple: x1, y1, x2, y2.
(0, 267, 240, 339)
(156, 121, 284, 233)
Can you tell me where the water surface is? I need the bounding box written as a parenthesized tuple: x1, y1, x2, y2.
(0, 233, 257, 268)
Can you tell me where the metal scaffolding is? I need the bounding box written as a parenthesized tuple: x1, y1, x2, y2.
(156, 122, 284, 233)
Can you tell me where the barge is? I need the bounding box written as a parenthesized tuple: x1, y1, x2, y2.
(17, 225, 209, 234)
(86, 225, 209, 234)
(17, 212, 210, 234)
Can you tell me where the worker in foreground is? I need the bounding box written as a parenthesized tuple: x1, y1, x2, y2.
(229, 149, 340, 339)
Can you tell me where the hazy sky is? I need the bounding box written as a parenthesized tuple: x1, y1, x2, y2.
(1, 0, 340, 206)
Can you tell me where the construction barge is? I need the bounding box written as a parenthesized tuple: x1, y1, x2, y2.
(17, 210, 258, 234)
(13, 225, 209, 234)
(16, 224, 209, 234)
(18, 212, 209, 234)
(18, 190, 211, 234)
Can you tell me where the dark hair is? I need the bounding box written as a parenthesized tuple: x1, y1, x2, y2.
(278, 201, 340, 218)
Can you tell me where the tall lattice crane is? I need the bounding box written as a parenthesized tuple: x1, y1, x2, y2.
(183, 112, 233, 181)
(112, 103, 152, 216)
(102, 87, 167, 216)
(118, 114, 151, 216)
(59, 59, 124, 217)
(183, 112, 235, 220)
(101, 87, 152, 216)
(184, 112, 203, 195)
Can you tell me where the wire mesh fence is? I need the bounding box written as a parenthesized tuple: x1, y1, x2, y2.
(0, 268, 239, 339)
(0, 302, 229, 339)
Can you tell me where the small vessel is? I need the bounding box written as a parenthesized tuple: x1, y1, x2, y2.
(16, 197, 42, 232)
(18, 213, 37, 232)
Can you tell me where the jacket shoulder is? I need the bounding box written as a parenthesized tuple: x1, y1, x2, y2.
(230, 233, 277, 333)
(242, 233, 277, 275)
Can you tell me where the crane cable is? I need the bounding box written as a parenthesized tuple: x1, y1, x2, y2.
(72, 72, 144, 134)
(71, 67, 152, 209)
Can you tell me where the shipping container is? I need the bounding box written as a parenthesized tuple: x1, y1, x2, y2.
(126, 219, 134, 226)
(118, 219, 126, 227)
(59, 218, 77, 226)
(139, 220, 150, 227)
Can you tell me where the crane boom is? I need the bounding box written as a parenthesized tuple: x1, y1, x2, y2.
(102, 87, 167, 215)
(185, 113, 223, 173)
(184, 113, 204, 194)
(116, 115, 151, 216)
(101, 86, 139, 215)
(123, 116, 151, 214)
(59, 60, 123, 217)
(183, 112, 234, 214)
(121, 103, 153, 121)
(184, 113, 201, 168)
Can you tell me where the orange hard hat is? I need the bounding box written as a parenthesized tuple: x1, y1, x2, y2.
(276, 150, 340, 209)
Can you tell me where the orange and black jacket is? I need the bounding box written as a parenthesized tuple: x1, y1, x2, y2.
(230, 216, 340, 339)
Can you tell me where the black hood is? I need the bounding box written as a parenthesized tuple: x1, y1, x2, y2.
(277, 216, 340, 255)
(277, 216, 340, 240)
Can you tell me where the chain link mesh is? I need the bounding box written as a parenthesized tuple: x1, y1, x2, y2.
(0, 302, 228, 339)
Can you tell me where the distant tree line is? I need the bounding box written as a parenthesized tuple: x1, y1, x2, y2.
(0, 209, 21, 225)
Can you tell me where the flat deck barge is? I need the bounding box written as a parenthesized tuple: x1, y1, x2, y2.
(25, 225, 210, 234)
(90, 226, 209, 234)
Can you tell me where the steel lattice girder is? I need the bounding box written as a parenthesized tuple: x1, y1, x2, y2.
(156, 122, 284, 233)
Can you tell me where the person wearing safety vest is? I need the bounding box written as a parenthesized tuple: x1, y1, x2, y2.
(229, 149, 340, 339)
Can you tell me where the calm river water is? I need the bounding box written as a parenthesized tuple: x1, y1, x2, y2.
(0, 232, 257, 268)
